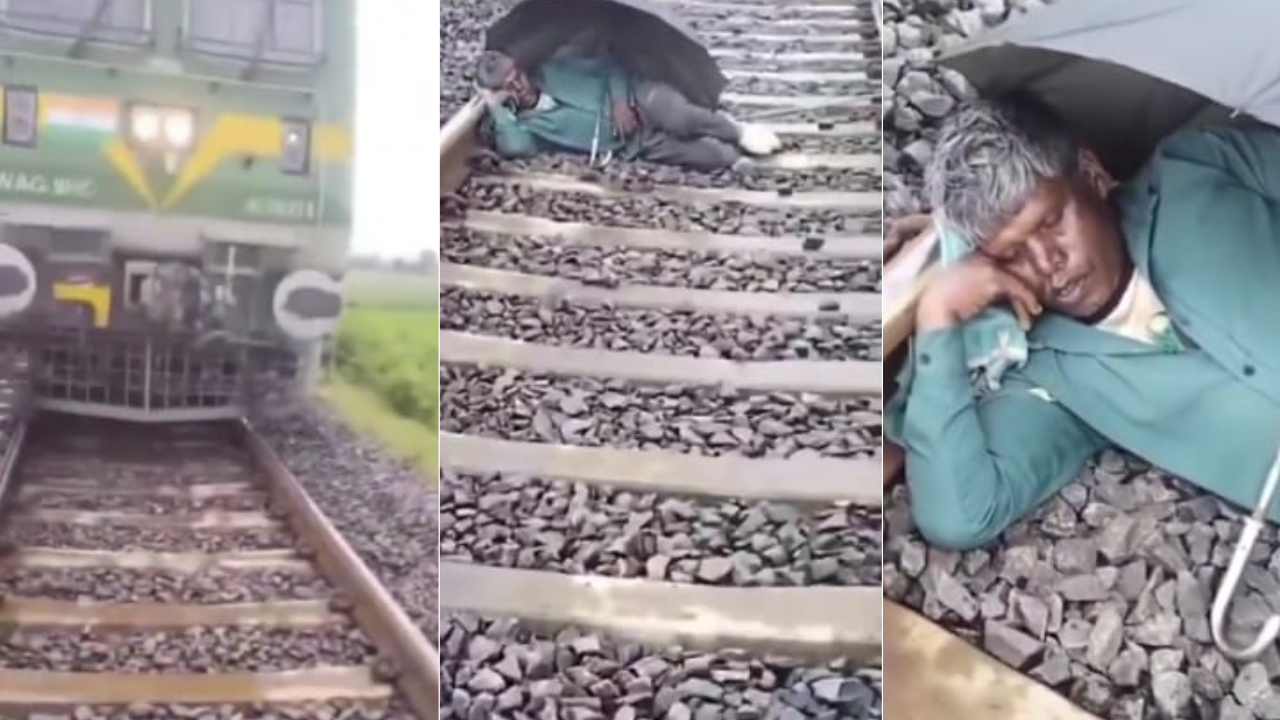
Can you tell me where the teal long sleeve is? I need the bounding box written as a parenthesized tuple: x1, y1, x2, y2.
(900, 328, 1109, 549)
(1162, 126, 1280, 203)
(486, 104, 538, 158)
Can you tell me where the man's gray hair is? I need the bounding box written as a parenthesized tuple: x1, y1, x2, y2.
(925, 96, 1079, 246)
(476, 51, 517, 91)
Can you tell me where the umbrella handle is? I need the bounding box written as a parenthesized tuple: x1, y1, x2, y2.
(590, 111, 601, 165)
(1210, 444, 1280, 660)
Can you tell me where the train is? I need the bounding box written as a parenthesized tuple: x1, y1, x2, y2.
(0, 0, 355, 421)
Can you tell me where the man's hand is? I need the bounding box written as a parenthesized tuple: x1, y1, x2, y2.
(916, 255, 1042, 332)
(477, 86, 511, 110)
(612, 101, 639, 137)
(885, 213, 932, 257)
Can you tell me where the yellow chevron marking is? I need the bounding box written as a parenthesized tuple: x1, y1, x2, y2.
(163, 114, 353, 209)
(164, 114, 282, 208)
(102, 140, 158, 209)
(53, 283, 112, 328)
(315, 125, 353, 161)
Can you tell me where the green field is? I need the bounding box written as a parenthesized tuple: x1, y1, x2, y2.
(319, 268, 438, 482)
(343, 268, 437, 308)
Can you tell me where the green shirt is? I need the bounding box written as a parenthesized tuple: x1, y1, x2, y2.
(886, 125, 1280, 550)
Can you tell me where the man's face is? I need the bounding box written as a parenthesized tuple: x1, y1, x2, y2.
(504, 69, 537, 109)
(978, 166, 1129, 319)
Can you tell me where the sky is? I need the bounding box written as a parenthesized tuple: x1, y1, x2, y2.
(350, 2, 440, 259)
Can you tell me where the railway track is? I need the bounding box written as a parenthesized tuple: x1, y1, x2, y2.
(0, 414, 440, 720)
(438, 0, 883, 718)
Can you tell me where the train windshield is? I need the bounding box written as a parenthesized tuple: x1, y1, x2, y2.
(0, 0, 152, 44)
(185, 0, 322, 67)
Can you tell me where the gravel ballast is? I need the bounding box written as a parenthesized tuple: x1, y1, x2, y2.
(441, 288, 880, 362)
(440, 366, 881, 460)
(441, 614, 883, 720)
(0, 567, 331, 604)
(0, 627, 376, 673)
(728, 77, 869, 98)
(442, 228, 881, 293)
(453, 186, 878, 238)
(468, 153, 882, 195)
(0, 521, 294, 553)
(14, 490, 267, 514)
(441, 470, 882, 587)
(2, 701, 419, 720)
(884, 448, 1280, 719)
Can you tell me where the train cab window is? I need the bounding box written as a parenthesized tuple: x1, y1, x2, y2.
(185, 0, 322, 66)
(126, 273, 147, 308)
(2, 85, 37, 147)
(0, 0, 152, 45)
(123, 260, 157, 309)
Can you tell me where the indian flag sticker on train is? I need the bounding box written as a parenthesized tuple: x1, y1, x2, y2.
(272, 269, 343, 341)
(0, 243, 38, 319)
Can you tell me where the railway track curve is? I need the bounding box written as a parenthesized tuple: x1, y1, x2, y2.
(0, 413, 440, 720)
(439, 1, 884, 718)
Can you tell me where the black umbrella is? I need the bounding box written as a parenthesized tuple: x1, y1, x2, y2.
(485, 0, 727, 109)
(938, 0, 1280, 179)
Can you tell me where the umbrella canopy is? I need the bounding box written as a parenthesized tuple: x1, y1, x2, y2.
(485, 0, 727, 109)
(938, 0, 1280, 178)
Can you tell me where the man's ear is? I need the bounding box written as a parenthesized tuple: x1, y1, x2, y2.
(1078, 149, 1118, 197)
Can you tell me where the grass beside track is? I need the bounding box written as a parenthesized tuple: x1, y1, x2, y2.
(320, 374, 438, 479)
(336, 306, 438, 426)
(319, 269, 439, 483)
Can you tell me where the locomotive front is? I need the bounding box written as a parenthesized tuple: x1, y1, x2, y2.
(0, 0, 354, 421)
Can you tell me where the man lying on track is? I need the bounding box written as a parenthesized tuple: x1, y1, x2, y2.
(888, 96, 1280, 551)
(472, 47, 782, 172)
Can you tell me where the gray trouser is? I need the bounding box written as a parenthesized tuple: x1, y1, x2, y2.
(632, 81, 743, 171)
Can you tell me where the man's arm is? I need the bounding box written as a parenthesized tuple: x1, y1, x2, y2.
(606, 67, 631, 106)
(1161, 125, 1280, 201)
(484, 103, 538, 158)
(899, 328, 1110, 550)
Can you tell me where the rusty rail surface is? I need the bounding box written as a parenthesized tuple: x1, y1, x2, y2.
(241, 419, 441, 715)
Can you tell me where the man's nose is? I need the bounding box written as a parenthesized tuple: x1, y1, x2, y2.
(1028, 239, 1062, 282)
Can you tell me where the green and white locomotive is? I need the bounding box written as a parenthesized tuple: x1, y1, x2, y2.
(0, 0, 355, 421)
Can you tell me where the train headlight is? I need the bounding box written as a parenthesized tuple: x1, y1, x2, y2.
(280, 118, 311, 175)
(163, 110, 195, 149)
(128, 105, 196, 150)
(130, 106, 162, 143)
